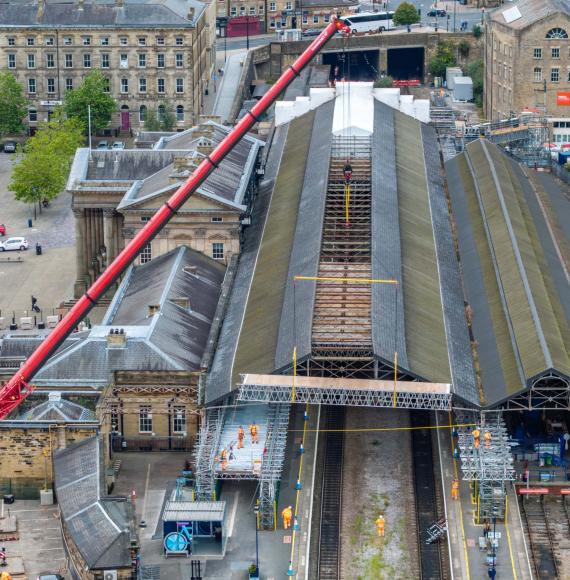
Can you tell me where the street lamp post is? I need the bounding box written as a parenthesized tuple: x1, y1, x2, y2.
(246, 16, 250, 50)
(453, 0, 456, 32)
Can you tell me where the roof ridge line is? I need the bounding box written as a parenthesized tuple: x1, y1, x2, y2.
(464, 144, 527, 387)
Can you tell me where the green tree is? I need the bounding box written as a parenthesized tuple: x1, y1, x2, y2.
(393, 2, 420, 26)
(472, 24, 482, 39)
(467, 59, 484, 107)
(0, 72, 27, 138)
(144, 108, 161, 132)
(9, 113, 84, 208)
(458, 39, 471, 58)
(160, 102, 176, 132)
(374, 75, 394, 88)
(429, 40, 457, 78)
(63, 71, 117, 133)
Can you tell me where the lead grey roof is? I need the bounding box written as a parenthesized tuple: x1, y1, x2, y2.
(446, 140, 570, 407)
(10, 246, 225, 387)
(0, 0, 206, 28)
(54, 436, 135, 570)
(117, 122, 264, 211)
(17, 396, 96, 421)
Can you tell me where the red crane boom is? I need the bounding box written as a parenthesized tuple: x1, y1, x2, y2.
(0, 17, 350, 419)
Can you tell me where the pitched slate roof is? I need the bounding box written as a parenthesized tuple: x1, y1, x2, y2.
(490, 0, 570, 30)
(446, 139, 570, 406)
(0, 0, 206, 28)
(117, 122, 264, 212)
(17, 393, 96, 421)
(3, 247, 225, 387)
(54, 436, 135, 570)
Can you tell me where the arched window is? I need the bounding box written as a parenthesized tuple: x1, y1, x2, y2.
(158, 104, 165, 122)
(176, 105, 184, 122)
(546, 28, 568, 39)
(139, 105, 147, 122)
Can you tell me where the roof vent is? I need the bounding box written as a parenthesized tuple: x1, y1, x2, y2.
(107, 328, 127, 348)
(48, 392, 62, 403)
(183, 265, 198, 275)
(171, 297, 191, 310)
(148, 304, 160, 316)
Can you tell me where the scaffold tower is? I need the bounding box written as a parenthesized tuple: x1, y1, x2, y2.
(455, 411, 516, 521)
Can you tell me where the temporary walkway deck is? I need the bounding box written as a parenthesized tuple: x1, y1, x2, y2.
(237, 373, 452, 410)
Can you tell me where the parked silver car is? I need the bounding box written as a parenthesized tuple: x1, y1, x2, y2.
(0, 236, 29, 251)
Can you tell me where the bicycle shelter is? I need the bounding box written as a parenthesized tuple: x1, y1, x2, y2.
(163, 495, 227, 558)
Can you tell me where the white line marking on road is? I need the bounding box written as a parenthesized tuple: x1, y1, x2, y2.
(141, 463, 151, 519)
(227, 491, 239, 538)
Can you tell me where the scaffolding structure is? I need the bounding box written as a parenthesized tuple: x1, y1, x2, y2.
(259, 404, 290, 529)
(193, 402, 291, 526)
(237, 374, 452, 410)
(194, 407, 225, 500)
(455, 411, 516, 521)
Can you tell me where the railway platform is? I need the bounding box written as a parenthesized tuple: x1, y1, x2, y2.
(436, 412, 534, 580)
(199, 404, 320, 579)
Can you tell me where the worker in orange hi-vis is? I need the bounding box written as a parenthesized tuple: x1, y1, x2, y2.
(282, 505, 293, 530)
(1, 572, 12, 580)
(250, 422, 259, 445)
(472, 428, 481, 449)
(219, 448, 228, 471)
(484, 431, 492, 449)
(375, 515, 385, 537)
(237, 426, 245, 449)
(451, 478, 459, 500)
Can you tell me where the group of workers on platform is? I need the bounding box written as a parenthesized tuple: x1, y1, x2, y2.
(472, 428, 492, 450)
(217, 423, 260, 470)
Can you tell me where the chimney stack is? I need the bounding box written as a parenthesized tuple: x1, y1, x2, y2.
(107, 328, 127, 348)
(37, 0, 45, 20)
(116, 0, 124, 7)
(188, 7, 195, 21)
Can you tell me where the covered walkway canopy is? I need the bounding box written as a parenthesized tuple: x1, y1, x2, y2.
(237, 373, 452, 410)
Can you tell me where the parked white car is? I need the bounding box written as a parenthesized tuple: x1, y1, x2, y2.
(0, 237, 29, 251)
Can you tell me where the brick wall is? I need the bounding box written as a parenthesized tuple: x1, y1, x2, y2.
(0, 425, 98, 496)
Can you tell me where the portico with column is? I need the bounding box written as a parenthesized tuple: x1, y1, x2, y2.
(73, 205, 122, 298)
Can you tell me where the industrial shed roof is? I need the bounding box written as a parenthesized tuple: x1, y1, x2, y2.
(206, 97, 478, 406)
(446, 139, 570, 407)
(54, 436, 135, 570)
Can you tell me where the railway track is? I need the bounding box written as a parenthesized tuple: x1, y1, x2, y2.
(410, 410, 448, 580)
(520, 495, 559, 578)
(544, 496, 570, 578)
(317, 406, 346, 580)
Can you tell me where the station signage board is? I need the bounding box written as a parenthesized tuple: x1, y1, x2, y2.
(556, 91, 570, 105)
(517, 487, 549, 494)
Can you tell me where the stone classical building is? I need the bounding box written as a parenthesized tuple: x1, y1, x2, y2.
(66, 121, 263, 296)
(485, 0, 570, 135)
(0, 0, 216, 133)
(218, 0, 357, 32)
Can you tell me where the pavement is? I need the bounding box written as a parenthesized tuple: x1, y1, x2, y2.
(0, 499, 67, 579)
(213, 53, 249, 124)
(0, 152, 76, 321)
(435, 412, 534, 580)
